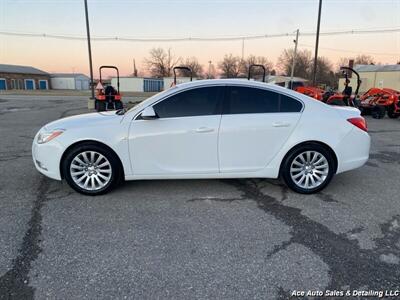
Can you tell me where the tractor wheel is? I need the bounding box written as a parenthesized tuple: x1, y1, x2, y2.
(371, 105, 386, 119)
(387, 105, 400, 119)
(328, 99, 345, 106)
(115, 101, 123, 110)
(359, 107, 370, 116)
(95, 100, 106, 112)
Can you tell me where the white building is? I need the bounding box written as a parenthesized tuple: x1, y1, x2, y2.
(50, 73, 90, 90)
(111, 77, 165, 92)
(111, 77, 144, 92)
(163, 77, 193, 88)
(338, 64, 400, 93)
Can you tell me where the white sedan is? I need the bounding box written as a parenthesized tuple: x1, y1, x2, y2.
(32, 79, 370, 195)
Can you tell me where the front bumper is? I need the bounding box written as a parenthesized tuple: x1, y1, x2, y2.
(32, 136, 64, 180)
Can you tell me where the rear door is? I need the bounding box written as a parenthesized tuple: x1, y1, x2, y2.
(218, 85, 303, 173)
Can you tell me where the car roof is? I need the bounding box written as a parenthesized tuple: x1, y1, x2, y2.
(126, 78, 323, 117)
(172, 78, 309, 97)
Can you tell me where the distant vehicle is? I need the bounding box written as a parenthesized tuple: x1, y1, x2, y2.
(95, 66, 123, 112)
(295, 67, 362, 108)
(359, 88, 400, 119)
(32, 79, 370, 195)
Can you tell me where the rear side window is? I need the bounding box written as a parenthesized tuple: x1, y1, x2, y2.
(224, 86, 302, 114)
(280, 94, 303, 112)
(153, 86, 224, 118)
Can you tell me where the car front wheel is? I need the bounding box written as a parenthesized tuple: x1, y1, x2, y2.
(281, 144, 335, 194)
(62, 143, 122, 195)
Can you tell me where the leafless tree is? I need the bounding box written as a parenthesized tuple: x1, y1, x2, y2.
(218, 54, 241, 78)
(239, 55, 273, 80)
(177, 57, 204, 78)
(277, 49, 312, 79)
(337, 55, 376, 70)
(277, 49, 335, 86)
(354, 54, 376, 65)
(144, 48, 181, 78)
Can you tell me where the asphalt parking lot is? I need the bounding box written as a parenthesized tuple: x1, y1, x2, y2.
(0, 94, 399, 299)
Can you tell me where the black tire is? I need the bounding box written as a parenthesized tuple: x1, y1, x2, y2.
(359, 106, 370, 116)
(95, 100, 106, 112)
(115, 101, 123, 110)
(387, 104, 400, 119)
(281, 143, 335, 194)
(61, 142, 123, 195)
(328, 99, 345, 106)
(371, 105, 386, 119)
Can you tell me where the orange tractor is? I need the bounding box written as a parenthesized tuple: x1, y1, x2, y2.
(359, 88, 400, 119)
(295, 67, 362, 108)
(95, 66, 123, 112)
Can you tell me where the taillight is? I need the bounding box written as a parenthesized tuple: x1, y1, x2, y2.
(347, 117, 368, 132)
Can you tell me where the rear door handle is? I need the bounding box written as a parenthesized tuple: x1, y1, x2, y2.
(272, 122, 291, 127)
(195, 127, 214, 133)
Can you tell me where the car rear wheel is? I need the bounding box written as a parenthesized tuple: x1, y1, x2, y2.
(281, 144, 335, 194)
(62, 143, 122, 195)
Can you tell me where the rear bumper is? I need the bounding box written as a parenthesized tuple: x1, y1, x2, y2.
(32, 136, 64, 180)
(335, 127, 370, 174)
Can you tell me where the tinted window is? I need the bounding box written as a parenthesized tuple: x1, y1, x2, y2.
(280, 94, 303, 112)
(225, 86, 302, 114)
(226, 86, 279, 114)
(153, 86, 223, 118)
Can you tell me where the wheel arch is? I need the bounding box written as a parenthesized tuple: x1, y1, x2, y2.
(279, 140, 338, 176)
(59, 140, 125, 179)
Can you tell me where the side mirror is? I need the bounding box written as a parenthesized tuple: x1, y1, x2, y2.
(141, 106, 158, 120)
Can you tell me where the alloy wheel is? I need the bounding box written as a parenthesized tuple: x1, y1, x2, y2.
(290, 150, 329, 190)
(69, 151, 112, 191)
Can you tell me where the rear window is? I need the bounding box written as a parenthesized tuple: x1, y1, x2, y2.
(280, 94, 303, 112)
(224, 86, 303, 114)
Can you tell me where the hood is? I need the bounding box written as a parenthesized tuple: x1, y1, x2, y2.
(44, 111, 122, 130)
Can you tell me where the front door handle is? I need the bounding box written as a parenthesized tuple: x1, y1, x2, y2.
(195, 127, 214, 133)
(272, 122, 291, 127)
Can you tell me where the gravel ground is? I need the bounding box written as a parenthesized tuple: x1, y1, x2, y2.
(0, 95, 399, 299)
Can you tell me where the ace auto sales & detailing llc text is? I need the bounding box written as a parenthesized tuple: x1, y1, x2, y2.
(291, 290, 400, 298)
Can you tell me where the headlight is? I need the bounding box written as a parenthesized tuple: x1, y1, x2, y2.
(37, 129, 65, 144)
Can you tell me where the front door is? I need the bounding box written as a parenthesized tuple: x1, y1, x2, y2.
(129, 86, 224, 175)
(218, 86, 303, 173)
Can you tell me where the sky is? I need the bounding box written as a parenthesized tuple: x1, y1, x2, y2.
(0, 0, 399, 77)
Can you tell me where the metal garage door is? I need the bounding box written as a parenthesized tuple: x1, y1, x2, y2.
(75, 80, 82, 90)
(25, 79, 35, 90)
(0, 79, 6, 90)
(39, 80, 48, 90)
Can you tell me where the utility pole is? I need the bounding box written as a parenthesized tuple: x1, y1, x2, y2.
(208, 61, 212, 79)
(133, 59, 138, 77)
(84, 0, 95, 107)
(241, 38, 245, 60)
(290, 29, 299, 89)
(312, 0, 322, 86)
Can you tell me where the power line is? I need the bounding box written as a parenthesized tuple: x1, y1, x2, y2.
(299, 44, 399, 56)
(0, 27, 399, 42)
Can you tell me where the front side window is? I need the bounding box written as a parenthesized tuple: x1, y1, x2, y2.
(224, 86, 303, 114)
(153, 86, 224, 118)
